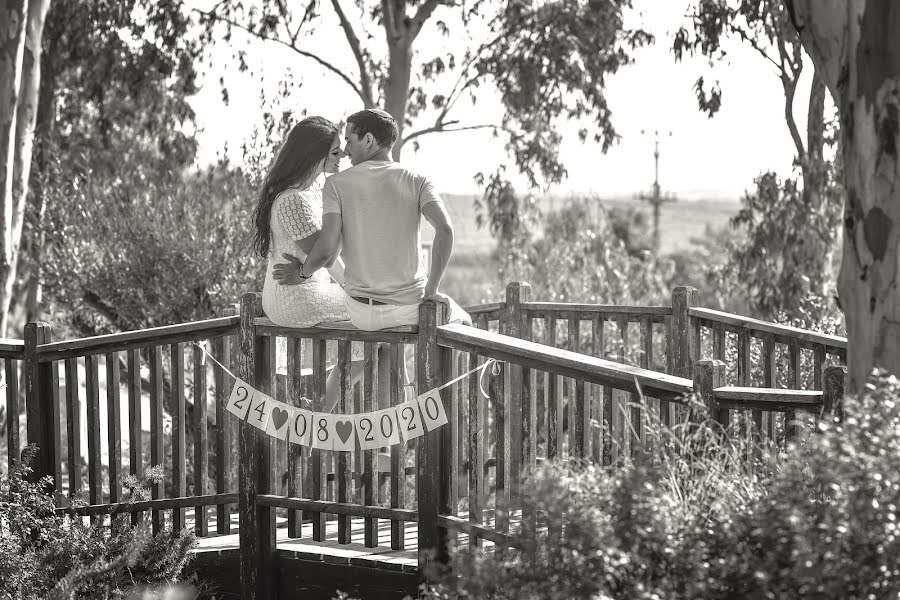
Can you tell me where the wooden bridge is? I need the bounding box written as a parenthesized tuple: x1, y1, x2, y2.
(0, 283, 847, 599)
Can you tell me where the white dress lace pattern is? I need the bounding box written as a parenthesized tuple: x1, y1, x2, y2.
(261, 186, 351, 329)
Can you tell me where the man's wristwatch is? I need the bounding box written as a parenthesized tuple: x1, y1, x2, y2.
(298, 263, 311, 280)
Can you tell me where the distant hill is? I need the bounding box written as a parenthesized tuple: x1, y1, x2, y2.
(422, 193, 741, 256)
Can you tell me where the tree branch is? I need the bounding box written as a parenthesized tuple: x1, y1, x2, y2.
(399, 122, 506, 148)
(410, 0, 447, 38)
(382, 0, 398, 41)
(329, 0, 376, 107)
(193, 8, 368, 105)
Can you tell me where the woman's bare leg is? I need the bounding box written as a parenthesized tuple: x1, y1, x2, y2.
(323, 358, 366, 413)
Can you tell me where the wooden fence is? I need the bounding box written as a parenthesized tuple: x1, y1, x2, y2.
(0, 283, 848, 599)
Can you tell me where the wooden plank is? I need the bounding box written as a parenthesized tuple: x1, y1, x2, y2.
(437, 324, 694, 400)
(193, 343, 209, 537)
(714, 387, 823, 412)
(48, 359, 63, 500)
(389, 343, 406, 551)
(437, 514, 513, 547)
(337, 341, 352, 544)
(813, 345, 826, 390)
(463, 302, 504, 316)
(492, 359, 509, 542)
(712, 322, 728, 431)
(786, 341, 801, 444)
(762, 334, 776, 440)
(467, 348, 483, 549)
(256, 495, 417, 521)
(65, 358, 82, 502)
(310, 340, 327, 541)
(688, 307, 847, 349)
(24, 323, 56, 488)
(36, 317, 240, 359)
(149, 345, 165, 534)
(590, 315, 602, 463)
(362, 342, 378, 547)
(671, 287, 699, 380)
(58, 492, 239, 517)
(522, 314, 536, 473)
(416, 302, 450, 572)
(521, 302, 672, 315)
(171, 343, 186, 530)
(616, 315, 633, 456)
(545, 315, 561, 460)
(5, 358, 19, 474)
(84, 354, 102, 510)
(127, 349, 142, 526)
(214, 336, 232, 534)
(255, 319, 417, 344)
(661, 316, 672, 427)
(106, 353, 122, 511)
(287, 337, 304, 538)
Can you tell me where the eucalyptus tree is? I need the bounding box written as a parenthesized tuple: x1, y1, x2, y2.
(785, 1, 900, 392)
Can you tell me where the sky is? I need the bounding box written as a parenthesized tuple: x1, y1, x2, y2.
(189, 1, 819, 201)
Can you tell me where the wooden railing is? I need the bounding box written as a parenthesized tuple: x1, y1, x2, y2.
(0, 281, 850, 600)
(6, 315, 242, 539)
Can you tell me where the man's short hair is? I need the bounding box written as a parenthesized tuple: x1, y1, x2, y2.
(347, 109, 399, 148)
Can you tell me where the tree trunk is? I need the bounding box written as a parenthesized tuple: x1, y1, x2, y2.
(5, 0, 51, 334)
(788, 0, 900, 392)
(0, 0, 29, 337)
(383, 38, 413, 160)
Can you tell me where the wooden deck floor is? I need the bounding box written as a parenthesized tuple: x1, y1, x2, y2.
(193, 514, 419, 572)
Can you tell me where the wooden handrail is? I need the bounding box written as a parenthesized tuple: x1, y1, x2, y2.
(689, 307, 847, 350)
(522, 302, 672, 316)
(0, 338, 24, 359)
(256, 495, 417, 521)
(437, 323, 694, 402)
(713, 386, 823, 412)
(56, 492, 238, 516)
(463, 302, 503, 316)
(36, 316, 240, 361)
(254, 317, 418, 344)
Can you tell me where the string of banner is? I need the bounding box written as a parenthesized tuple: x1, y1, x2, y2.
(195, 342, 500, 451)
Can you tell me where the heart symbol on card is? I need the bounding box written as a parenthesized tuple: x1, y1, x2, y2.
(335, 420, 354, 443)
(271, 407, 289, 430)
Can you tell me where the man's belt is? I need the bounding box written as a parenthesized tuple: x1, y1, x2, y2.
(351, 296, 389, 306)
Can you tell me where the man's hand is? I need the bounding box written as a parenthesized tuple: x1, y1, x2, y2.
(423, 289, 451, 306)
(273, 253, 305, 285)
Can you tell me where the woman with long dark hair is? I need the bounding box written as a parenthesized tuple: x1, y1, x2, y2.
(254, 116, 364, 409)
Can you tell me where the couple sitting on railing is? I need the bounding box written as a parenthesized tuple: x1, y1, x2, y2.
(252, 109, 471, 408)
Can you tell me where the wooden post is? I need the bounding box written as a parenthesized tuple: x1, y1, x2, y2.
(693, 359, 725, 429)
(503, 282, 530, 498)
(822, 365, 847, 423)
(417, 300, 450, 579)
(671, 287, 699, 380)
(238, 293, 274, 600)
(24, 322, 57, 490)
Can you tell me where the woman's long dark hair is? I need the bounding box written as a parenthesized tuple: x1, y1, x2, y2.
(253, 116, 339, 258)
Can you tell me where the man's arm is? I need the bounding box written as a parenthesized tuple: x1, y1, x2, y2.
(422, 201, 454, 301)
(273, 213, 342, 284)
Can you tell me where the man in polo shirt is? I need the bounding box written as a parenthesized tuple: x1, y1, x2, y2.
(273, 108, 456, 330)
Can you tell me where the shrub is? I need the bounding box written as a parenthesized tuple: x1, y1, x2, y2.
(423, 371, 900, 599)
(0, 449, 197, 600)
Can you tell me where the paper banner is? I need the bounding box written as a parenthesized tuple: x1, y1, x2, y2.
(226, 379, 254, 420)
(417, 389, 449, 431)
(265, 400, 293, 440)
(396, 400, 425, 442)
(311, 413, 335, 450)
(246, 393, 272, 432)
(289, 409, 313, 446)
(374, 408, 401, 446)
(355, 413, 380, 450)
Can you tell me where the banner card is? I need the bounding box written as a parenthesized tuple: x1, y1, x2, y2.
(355, 413, 381, 450)
(332, 417, 356, 452)
(396, 400, 425, 442)
(417, 389, 449, 431)
(246, 393, 272, 431)
(226, 379, 254, 420)
(311, 413, 335, 450)
(374, 408, 401, 446)
(265, 401, 293, 440)
(289, 409, 313, 447)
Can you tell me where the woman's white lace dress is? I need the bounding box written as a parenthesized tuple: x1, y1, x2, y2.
(262, 186, 351, 328)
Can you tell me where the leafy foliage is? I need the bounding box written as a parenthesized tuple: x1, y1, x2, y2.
(0, 450, 197, 600)
(40, 162, 262, 337)
(423, 371, 900, 599)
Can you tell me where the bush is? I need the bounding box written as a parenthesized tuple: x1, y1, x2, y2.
(0, 450, 197, 600)
(424, 372, 900, 599)
(41, 164, 263, 338)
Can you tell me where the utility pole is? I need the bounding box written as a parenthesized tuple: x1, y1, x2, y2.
(637, 129, 676, 253)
